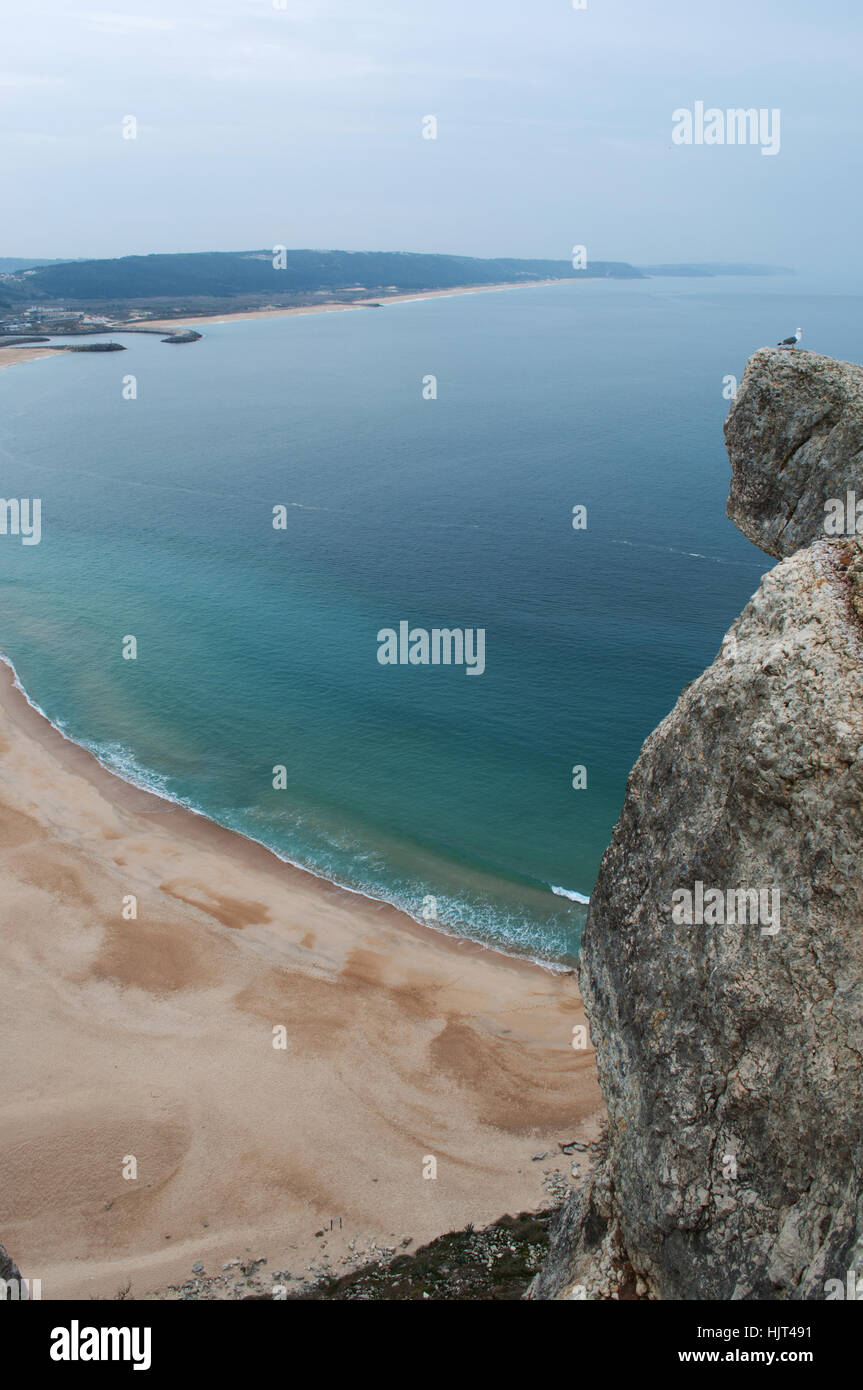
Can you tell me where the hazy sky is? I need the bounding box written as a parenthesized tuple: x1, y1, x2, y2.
(2, 0, 861, 268)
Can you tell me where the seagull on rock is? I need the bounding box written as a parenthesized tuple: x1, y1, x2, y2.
(777, 328, 802, 349)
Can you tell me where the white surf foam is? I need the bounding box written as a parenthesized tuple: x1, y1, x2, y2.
(550, 884, 591, 904)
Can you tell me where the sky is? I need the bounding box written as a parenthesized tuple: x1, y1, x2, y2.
(1, 0, 861, 270)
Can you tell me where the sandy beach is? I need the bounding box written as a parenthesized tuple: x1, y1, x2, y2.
(106, 277, 576, 330)
(0, 345, 63, 372)
(0, 659, 602, 1300)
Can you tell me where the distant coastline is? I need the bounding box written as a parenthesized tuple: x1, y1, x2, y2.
(0, 275, 582, 365)
(137, 275, 583, 328)
(0, 248, 793, 352)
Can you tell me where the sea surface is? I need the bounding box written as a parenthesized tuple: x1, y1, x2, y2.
(1, 275, 859, 964)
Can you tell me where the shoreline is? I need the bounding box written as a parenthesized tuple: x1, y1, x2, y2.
(0, 655, 548, 967)
(137, 277, 576, 328)
(0, 652, 581, 972)
(0, 656, 602, 1299)
(0, 344, 63, 372)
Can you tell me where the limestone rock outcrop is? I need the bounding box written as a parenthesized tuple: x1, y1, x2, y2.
(532, 348, 863, 1301)
(726, 347, 863, 558)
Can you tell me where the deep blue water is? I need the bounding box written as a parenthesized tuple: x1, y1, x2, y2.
(0, 276, 858, 963)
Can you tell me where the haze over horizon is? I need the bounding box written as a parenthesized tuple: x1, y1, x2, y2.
(2, 0, 861, 279)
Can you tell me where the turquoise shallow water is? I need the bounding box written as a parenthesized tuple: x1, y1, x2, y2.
(0, 277, 858, 963)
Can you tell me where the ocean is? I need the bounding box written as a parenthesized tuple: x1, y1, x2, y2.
(0, 275, 859, 964)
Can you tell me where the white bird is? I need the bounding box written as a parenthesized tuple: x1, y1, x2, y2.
(777, 328, 802, 348)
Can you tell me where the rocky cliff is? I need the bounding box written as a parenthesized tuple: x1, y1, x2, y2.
(0, 1242, 24, 1297)
(532, 348, 863, 1301)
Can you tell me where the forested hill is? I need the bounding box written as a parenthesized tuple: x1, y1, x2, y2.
(0, 249, 643, 303)
(0, 257, 77, 274)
